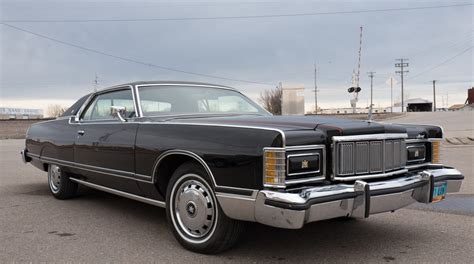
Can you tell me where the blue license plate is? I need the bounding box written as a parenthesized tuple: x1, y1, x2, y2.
(432, 182, 447, 202)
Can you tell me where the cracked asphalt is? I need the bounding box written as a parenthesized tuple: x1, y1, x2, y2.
(1, 112, 473, 263)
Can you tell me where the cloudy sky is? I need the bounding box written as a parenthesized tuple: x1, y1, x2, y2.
(1, 0, 472, 114)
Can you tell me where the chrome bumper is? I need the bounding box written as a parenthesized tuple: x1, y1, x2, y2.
(217, 167, 463, 229)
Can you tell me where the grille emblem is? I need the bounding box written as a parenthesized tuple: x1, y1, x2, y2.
(414, 150, 420, 157)
(301, 160, 309, 169)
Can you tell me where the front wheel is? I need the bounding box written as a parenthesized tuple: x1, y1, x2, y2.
(48, 164, 78, 199)
(166, 162, 244, 254)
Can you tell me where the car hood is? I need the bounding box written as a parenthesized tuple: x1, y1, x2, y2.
(145, 115, 407, 136)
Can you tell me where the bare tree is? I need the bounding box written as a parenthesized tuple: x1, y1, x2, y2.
(259, 87, 282, 115)
(47, 104, 67, 117)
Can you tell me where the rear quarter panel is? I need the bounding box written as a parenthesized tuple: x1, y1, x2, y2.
(26, 118, 77, 162)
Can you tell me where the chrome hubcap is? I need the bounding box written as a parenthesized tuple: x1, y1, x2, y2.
(174, 178, 215, 239)
(49, 165, 61, 193)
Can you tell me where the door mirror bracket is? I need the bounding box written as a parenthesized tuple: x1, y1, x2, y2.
(111, 106, 127, 122)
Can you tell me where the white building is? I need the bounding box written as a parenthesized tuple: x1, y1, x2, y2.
(0, 107, 44, 119)
(282, 86, 305, 115)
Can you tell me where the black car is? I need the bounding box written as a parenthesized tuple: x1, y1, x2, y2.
(22, 81, 464, 253)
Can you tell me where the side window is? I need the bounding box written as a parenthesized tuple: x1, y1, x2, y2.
(81, 89, 136, 121)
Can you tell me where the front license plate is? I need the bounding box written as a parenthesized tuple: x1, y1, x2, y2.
(432, 181, 447, 202)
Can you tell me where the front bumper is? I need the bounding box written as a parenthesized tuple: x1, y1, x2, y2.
(253, 166, 463, 229)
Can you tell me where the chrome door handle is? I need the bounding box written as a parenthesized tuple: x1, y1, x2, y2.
(77, 130, 85, 136)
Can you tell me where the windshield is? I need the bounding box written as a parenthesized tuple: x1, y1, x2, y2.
(137, 85, 269, 117)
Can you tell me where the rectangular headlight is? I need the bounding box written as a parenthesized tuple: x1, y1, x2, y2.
(431, 140, 441, 164)
(263, 148, 286, 188)
(406, 144, 426, 163)
(287, 153, 320, 176)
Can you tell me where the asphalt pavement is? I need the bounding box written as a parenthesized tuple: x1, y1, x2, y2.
(1, 112, 473, 263)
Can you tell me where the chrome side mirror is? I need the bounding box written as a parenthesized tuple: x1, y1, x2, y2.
(110, 106, 127, 122)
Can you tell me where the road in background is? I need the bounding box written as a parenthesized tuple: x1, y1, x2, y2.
(1, 112, 473, 263)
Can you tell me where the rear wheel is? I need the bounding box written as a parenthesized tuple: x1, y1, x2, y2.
(48, 164, 78, 199)
(166, 162, 244, 254)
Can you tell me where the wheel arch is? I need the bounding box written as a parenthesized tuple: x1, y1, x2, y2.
(153, 150, 217, 196)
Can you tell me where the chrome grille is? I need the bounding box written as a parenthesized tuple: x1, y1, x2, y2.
(335, 137, 406, 178)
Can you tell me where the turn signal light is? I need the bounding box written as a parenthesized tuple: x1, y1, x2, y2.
(431, 140, 441, 164)
(263, 148, 286, 188)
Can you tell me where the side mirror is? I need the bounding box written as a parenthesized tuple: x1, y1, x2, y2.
(110, 106, 127, 122)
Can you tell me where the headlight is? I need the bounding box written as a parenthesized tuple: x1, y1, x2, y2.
(406, 144, 426, 163)
(431, 140, 441, 164)
(406, 140, 441, 165)
(287, 153, 321, 176)
(263, 148, 286, 188)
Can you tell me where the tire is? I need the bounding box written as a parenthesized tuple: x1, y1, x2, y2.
(48, 164, 78, 199)
(166, 162, 244, 254)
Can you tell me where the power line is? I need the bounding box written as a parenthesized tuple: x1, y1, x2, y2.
(0, 23, 273, 86)
(1, 3, 472, 23)
(409, 45, 473, 80)
(373, 30, 473, 70)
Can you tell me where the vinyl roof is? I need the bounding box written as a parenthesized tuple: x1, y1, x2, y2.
(107, 81, 234, 90)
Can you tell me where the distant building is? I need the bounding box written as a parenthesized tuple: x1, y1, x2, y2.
(393, 98, 432, 112)
(282, 86, 305, 115)
(0, 107, 43, 120)
(467, 87, 474, 104)
(449, 104, 474, 112)
(448, 104, 466, 111)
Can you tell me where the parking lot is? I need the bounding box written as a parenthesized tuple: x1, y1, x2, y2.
(1, 112, 473, 263)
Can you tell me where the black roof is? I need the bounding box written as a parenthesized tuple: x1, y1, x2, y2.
(106, 81, 234, 90)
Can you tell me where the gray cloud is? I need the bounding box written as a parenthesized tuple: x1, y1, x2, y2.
(1, 0, 472, 108)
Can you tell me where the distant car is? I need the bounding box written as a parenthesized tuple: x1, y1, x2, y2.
(22, 81, 464, 254)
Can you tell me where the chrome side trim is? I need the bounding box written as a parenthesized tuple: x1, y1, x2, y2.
(70, 178, 165, 207)
(151, 149, 218, 186)
(34, 156, 153, 183)
(140, 122, 286, 147)
(333, 133, 408, 142)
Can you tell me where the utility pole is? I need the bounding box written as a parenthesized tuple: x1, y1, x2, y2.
(432, 80, 436, 112)
(395, 59, 409, 112)
(390, 77, 394, 113)
(93, 73, 99, 92)
(313, 63, 318, 114)
(367, 71, 375, 120)
(446, 91, 449, 108)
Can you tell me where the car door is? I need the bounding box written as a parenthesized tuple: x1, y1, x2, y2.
(73, 87, 143, 193)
